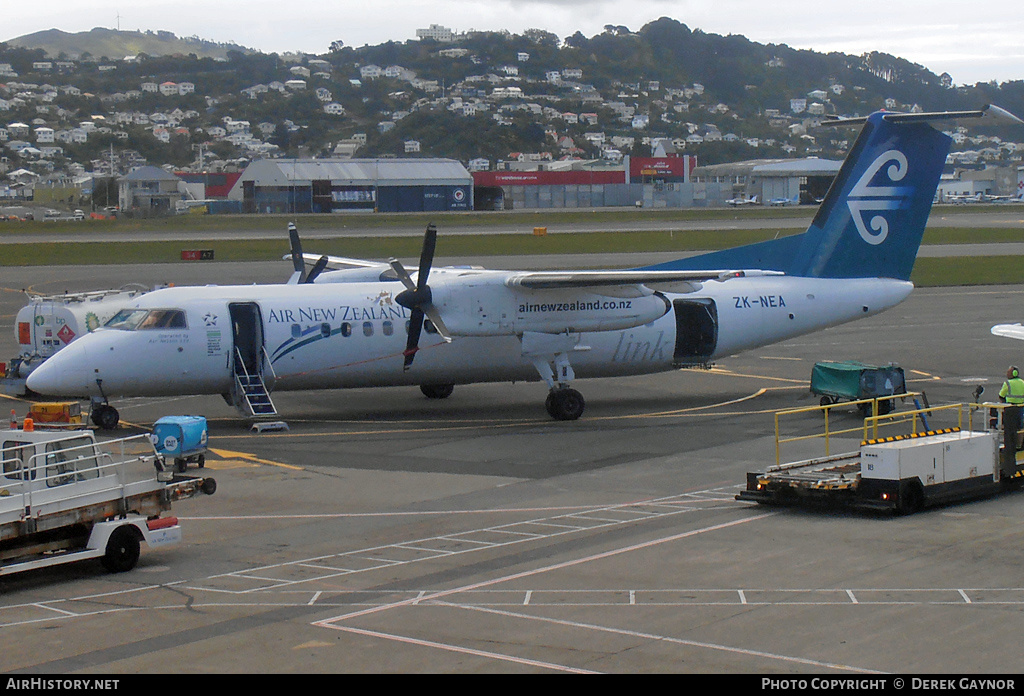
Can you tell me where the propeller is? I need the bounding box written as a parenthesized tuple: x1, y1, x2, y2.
(287, 222, 329, 284)
(389, 223, 451, 370)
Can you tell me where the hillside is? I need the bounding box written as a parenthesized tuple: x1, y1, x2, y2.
(1, 18, 1022, 177)
(6, 28, 254, 60)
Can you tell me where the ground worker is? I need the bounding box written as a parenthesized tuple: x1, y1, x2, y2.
(998, 366, 1024, 459)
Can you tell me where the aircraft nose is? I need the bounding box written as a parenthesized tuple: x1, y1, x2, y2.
(25, 342, 94, 396)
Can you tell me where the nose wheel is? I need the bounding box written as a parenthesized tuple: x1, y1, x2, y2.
(545, 387, 585, 421)
(91, 403, 120, 430)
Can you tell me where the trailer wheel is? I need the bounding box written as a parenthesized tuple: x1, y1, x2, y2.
(101, 526, 141, 573)
(174, 458, 187, 473)
(897, 480, 925, 515)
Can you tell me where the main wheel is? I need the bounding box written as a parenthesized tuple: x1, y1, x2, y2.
(545, 388, 585, 421)
(101, 526, 141, 573)
(91, 404, 120, 430)
(420, 384, 455, 399)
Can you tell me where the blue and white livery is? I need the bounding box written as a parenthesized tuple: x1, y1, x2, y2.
(27, 107, 1022, 426)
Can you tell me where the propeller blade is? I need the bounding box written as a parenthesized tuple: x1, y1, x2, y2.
(388, 258, 416, 292)
(288, 223, 305, 284)
(416, 223, 437, 289)
(404, 308, 424, 370)
(423, 307, 452, 342)
(304, 255, 329, 284)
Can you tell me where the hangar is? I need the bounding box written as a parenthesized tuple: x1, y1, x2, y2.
(692, 157, 842, 204)
(230, 158, 473, 213)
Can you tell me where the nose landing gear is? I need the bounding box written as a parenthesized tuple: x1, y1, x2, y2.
(90, 380, 120, 430)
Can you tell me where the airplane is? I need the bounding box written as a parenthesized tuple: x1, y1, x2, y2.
(768, 193, 799, 206)
(25, 105, 1023, 429)
(726, 195, 758, 206)
(979, 193, 1019, 203)
(948, 192, 984, 205)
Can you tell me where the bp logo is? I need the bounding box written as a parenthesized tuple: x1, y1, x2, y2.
(85, 312, 100, 332)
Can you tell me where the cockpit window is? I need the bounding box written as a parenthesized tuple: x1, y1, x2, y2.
(105, 309, 187, 331)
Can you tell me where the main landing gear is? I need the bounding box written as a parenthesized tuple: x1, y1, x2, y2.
(525, 333, 587, 421)
(420, 383, 455, 399)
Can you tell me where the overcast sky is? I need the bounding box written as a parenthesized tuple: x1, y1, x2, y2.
(5, 0, 1022, 86)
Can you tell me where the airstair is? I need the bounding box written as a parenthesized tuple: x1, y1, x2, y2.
(233, 348, 278, 418)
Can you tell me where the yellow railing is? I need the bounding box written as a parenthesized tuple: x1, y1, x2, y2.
(774, 392, 922, 467)
(775, 398, 1024, 469)
(861, 402, 967, 441)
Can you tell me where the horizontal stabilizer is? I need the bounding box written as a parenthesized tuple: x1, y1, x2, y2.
(822, 104, 1024, 128)
(992, 324, 1024, 341)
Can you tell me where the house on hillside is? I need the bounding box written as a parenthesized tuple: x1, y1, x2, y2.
(119, 166, 184, 214)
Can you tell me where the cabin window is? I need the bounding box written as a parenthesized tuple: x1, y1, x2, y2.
(291, 324, 302, 339)
(321, 323, 331, 338)
(340, 322, 352, 338)
(106, 309, 187, 331)
(382, 321, 394, 337)
(362, 321, 374, 337)
(138, 310, 187, 329)
(105, 309, 150, 330)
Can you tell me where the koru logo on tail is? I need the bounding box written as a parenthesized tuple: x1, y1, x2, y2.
(847, 150, 912, 245)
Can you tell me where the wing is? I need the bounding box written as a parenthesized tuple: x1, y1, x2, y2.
(504, 268, 784, 290)
(282, 252, 398, 284)
(295, 252, 391, 272)
(992, 323, 1024, 340)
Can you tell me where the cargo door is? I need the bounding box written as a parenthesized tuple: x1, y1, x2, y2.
(672, 299, 717, 367)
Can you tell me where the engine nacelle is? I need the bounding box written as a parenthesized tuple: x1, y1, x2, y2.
(436, 283, 671, 337)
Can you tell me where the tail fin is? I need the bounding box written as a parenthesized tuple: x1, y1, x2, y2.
(788, 112, 949, 279)
(643, 106, 1020, 280)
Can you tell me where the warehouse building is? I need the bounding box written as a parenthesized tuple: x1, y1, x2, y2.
(692, 157, 843, 205)
(471, 155, 727, 209)
(230, 158, 473, 213)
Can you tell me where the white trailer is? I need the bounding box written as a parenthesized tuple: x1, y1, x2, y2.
(0, 425, 215, 575)
(737, 402, 1024, 514)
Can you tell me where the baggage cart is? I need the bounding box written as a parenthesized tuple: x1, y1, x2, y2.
(810, 361, 906, 415)
(151, 415, 208, 473)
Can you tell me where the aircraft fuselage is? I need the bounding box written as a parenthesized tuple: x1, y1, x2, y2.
(27, 275, 912, 399)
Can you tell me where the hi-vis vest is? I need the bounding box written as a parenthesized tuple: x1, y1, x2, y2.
(1000, 377, 1024, 405)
